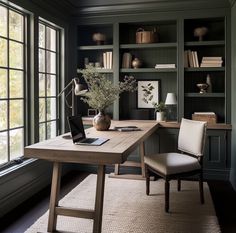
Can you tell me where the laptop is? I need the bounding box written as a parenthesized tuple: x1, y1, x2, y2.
(67, 115, 109, 146)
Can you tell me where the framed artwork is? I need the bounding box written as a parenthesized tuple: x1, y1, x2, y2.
(137, 79, 160, 108)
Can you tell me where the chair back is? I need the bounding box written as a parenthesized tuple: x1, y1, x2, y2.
(178, 118, 207, 157)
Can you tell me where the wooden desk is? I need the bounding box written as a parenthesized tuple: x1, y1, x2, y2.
(24, 120, 158, 233)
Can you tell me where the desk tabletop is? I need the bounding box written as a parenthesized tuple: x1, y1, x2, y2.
(24, 120, 158, 165)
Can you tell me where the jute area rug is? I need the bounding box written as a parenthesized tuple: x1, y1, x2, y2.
(25, 174, 220, 233)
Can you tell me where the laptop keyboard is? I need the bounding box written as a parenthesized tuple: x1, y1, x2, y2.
(81, 138, 98, 143)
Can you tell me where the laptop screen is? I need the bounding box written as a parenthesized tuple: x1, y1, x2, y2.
(67, 115, 86, 143)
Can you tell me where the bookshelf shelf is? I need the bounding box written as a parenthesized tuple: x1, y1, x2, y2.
(185, 67, 225, 72)
(185, 93, 225, 98)
(185, 40, 225, 47)
(120, 42, 177, 49)
(120, 68, 177, 73)
(78, 45, 113, 50)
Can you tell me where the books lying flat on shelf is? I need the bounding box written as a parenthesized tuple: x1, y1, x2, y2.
(103, 51, 113, 69)
(200, 56, 223, 67)
(122, 53, 132, 68)
(155, 64, 176, 69)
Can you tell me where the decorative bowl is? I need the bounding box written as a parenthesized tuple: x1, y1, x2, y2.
(194, 27, 208, 41)
(197, 83, 208, 94)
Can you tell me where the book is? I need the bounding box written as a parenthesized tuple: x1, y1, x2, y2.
(184, 50, 189, 68)
(187, 50, 194, 67)
(202, 56, 222, 61)
(155, 64, 176, 68)
(103, 52, 107, 69)
(194, 112, 216, 115)
(194, 51, 199, 67)
(192, 51, 196, 67)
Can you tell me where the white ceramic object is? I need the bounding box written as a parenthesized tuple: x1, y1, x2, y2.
(156, 112, 165, 121)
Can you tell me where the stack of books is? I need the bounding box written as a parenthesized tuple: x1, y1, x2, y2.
(103, 51, 113, 69)
(200, 57, 223, 67)
(155, 64, 176, 69)
(184, 50, 199, 68)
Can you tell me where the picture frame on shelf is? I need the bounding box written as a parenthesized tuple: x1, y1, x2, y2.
(137, 79, 160, 108)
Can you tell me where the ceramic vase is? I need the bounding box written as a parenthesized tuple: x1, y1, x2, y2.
(93, 110, 111, 131)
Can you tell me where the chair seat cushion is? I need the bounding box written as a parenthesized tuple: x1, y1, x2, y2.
(144, 153, 201, 175)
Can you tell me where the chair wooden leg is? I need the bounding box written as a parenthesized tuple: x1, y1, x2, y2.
(145, 164, 150, 195)
(165, 180, 170, 212)
(199, 171, 204, 204)
(177, 179, 181, 191)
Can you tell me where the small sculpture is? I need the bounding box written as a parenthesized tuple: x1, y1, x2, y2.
(92, 33, 106, 45)
(197, 83, 208, 94)
(194, 27, 208, 41)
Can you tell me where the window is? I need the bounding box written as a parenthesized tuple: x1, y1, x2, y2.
(0, 4, 26, 165)
(38, 21, 59, 141)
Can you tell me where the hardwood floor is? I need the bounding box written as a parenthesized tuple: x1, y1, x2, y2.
(0, 171, 236, 233)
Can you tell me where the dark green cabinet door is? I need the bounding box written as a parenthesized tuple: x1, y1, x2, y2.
(203, 130, 228, 169)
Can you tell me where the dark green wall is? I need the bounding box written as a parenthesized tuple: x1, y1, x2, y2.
(230, 1, 236, 189)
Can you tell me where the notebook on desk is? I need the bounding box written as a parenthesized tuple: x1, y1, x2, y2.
(67, 115, 109, 146)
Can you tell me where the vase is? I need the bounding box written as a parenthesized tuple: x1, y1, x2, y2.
(156, 112, 165, 122)
(93, 110, 111, 131)
(132, 58, 142, 68)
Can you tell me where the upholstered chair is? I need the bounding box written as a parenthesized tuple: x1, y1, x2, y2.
(144, 118, 207, 212)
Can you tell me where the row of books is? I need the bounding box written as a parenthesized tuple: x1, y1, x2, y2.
(184, 50, 223, 68)
(103, 52, 113, 69)
(184, 50, 199, 68)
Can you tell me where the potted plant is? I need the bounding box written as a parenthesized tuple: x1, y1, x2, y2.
(152, 101, 166, 121)
(78, 66, 136, 130)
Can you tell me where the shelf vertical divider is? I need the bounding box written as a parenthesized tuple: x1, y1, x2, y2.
(177, 19, 185, 121)
(113, 22, 120, 120)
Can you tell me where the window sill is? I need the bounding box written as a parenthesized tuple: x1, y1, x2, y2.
(0, 158, 37, 178)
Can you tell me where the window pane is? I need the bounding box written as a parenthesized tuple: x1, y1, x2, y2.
(0, 69, 7, 98)
(39, 123, 46, 141)
(0, 100, 7, 131)
(47, 98, 56, 121)
(0, 5, 7, 37)
(46, 27, 56, 51)
(46, 51, 56, 74)
(10, 128, 23, 160)
(47, 74, 56, 96)
(0, 131, 8, 164)
(47, 121, 57, 139)
(39, 49, 45, 72)
(39, 98, 46, 122)
(9, 41, 23, 69)
(39, 23, 45, 48)
(10, 70, 23, 98)
(9, 10, 24, 42)
(0, 38, 8, 67)
(39, 73, 46, 97)
(10, 100, 23, 128)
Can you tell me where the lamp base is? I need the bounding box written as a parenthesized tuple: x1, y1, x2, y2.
(62, 134, 72, 139)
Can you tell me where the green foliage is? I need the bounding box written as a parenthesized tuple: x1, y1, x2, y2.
(152, 101, 166, 112)
(78, 66, 137, 111)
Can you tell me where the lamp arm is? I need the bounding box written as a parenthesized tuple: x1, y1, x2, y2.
(57, 80, 73, 97)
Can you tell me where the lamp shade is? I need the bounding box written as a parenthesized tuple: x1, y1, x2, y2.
(73, 78, 88, 96)
(165, 93, 177, 105)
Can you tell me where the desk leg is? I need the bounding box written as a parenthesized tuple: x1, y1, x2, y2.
(47, 162, 62, 232)
(140, 141, 146, 178)
(93, 165, 105, 233)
